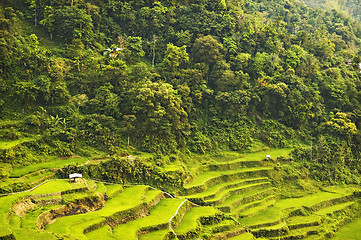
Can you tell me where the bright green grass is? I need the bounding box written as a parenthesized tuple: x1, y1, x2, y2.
(11, 157, 89, 177)
(239, 198, 276, 217)
(138, 228, 171, 240)
(21, 205, 60, 230)
(9, 214, 21, 228)
(85, 225, 116, 239)
(162, 161, 184, 171)
(274, 191, 345, 210)
(219, 187, 273, 208)
(0, 225, 12, 237)
(0, 193, 27, 236)
(86, 179, 97, 191)
(185, 149, 290, 188)
(94, 182, 106, 193)
(174, 206, 220, 234)
(330, 217, 361, 240)
(46, 186, 151, 237)
(62, 192, 90, 204)
(231, 195, 275, 215)
(184, 167, 272, 188)
(24, 170, 54, 184)
(286, 215, 322, 226)
(0, 181, 85, 235)
(104, 184, 123, 198)
(253, 221, 286, 231)
(112, 198, 184, 240)
(182, 177, 269, 198)
(211, 148, 292, 164)
(227, 232, 254, 240)
(205, 182, 271, 205)
(30, 180, 86, 195)
(238, 206, 283, 227)
(218, 148, 293, 164)
(322, 185, 357, 194)
(12, 228, 58, 240)
(0, 138, 36, 150)
(242, 148, 292, 161)
(239, 191, 349, 227)
(284, 225, 320, 238)
(143, 189, 163, 204)
(185, 148, 291, 176)
(203, 219, 235, 233)
(314, 201, 354, 215)
(0, 170, 54, 194)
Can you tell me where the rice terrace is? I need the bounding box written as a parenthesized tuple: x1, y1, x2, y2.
(2, 0, 361, 239)
(1, 148, 361, 239)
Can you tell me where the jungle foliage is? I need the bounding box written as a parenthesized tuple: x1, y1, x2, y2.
(1, 0, 361, 183)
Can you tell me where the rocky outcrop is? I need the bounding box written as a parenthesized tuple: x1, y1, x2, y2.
(37, 193, 106, 229)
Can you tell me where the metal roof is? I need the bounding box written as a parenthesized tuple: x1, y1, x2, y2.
(69, 173, 83, 178)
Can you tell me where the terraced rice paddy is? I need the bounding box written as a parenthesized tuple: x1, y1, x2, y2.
(330, 217, 361, 240)
(0, 148, 360, 239)
(0, 138, 36, 150)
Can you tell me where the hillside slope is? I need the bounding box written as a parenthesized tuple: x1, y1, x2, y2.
(2, 0, 361, 238)
(0, 149, 360, 239)
(302, 0, 361, 21)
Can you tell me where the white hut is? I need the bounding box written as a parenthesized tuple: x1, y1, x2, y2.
(69, 173, 83, 182)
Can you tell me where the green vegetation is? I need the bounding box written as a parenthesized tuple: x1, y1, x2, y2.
(228, 233, 254, 240)
(303, 0, 361, 22)
(174, 206, 221, 234)
(11, 157, 89, 177)
(0, 138, 36, 150)
(46, 185, 153, 235)
(138, 229, 170, 240)
(330, 217, 361, 240)
(1, 0, 361, 238)
(86, 225, 116, 240)
(31, 180, 85, 194)
(112, 198, 184, 239)
(0, 149, 360, 239)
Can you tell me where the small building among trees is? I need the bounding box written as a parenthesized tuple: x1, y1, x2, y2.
(69, 173, 83, 182)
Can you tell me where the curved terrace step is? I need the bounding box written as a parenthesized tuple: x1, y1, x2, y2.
(267, 225, 320, 240)
(173, 206, 224, 240)
(203, 182, 272, 206)
(238, 206, 284, 229)
(230, 194, 276, 216)
(218, 187, 275, 213)
(211, 226, 249, 240)
(227, 232, 255, 240)
(111, 198, 185, 240)
(246, 189, 358, 239)
(273, 190, 354, 217)
(181, 167, 273, 195)
(307, 193, 355, 212)
(286, 215, 322, 230)
(199, 158, 266, 172)
(238, 198, 276, 218)
(138, 228, 171, 240)
(181, 177, 270, 200)
(45, 185, 163, 238)
(251, 222, 289, 238)
(314, 201, 355, 216)
(205, 219, 239, 235)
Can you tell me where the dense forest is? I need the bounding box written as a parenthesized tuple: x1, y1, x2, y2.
(1, 0, 361, 184)
(303, 0, 361, 21)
